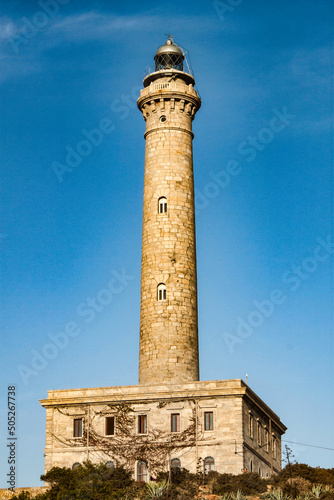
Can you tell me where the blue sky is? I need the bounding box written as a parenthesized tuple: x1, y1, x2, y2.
(0, 0, 333, 487)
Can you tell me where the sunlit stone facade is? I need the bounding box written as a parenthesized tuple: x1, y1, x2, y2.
(41, 38, 286, 480)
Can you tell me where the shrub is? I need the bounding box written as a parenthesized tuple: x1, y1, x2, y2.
(146, 480, 169, 498)
(274, 465, 334, 487)
(39, 461, 133, 499)
(209, 471, 267, 496)
(285, 477, 313, 496)
(9, 493, 32, 500)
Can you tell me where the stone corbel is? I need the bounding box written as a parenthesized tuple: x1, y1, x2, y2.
(186, 103, 193, 115)
(143, 104, 149, 119)
(150, 100, 156, 113)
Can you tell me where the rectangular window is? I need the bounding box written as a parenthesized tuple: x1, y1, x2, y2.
(171, 413, 180, 433)
(257, 421, 262, 446)
(264, 428, 269, 452)
(204, 411, 213, 431)
(105, 416, 115, 436)
(73, 418, 82, 437)
(273, 436, 277, 459)
(138, 415, 147, 434)
(249, 414, 254, 439)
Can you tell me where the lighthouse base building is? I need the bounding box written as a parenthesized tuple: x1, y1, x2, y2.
(40, 38, 286, 480)
(41, 380, 286, 479)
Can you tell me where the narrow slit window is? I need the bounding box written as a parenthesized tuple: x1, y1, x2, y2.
(158, 197, 167, 214)
(157, 283, 167, 301)
(73, 418, 82, 438)
(105, 416, 115, 436)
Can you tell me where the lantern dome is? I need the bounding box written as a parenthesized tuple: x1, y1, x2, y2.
(154, 37, 184, 71)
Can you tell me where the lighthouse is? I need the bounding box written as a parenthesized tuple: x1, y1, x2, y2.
(137, 37, 201, 385)
(41, 38, 286, 479)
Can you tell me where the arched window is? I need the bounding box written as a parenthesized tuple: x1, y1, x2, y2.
(258, 467, 261, 477)
(137, 460, 148, 482)
(72, 462, 80, 470)
(171, 458, 181, 469)
(106, 461, 114, 470)
(158, 197, 167, 214)
(157, 283, 167, 301)
(250, 460, 253, 472)
(204, 456, 215, 473)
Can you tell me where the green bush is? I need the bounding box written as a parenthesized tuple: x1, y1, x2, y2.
(209, 471, 267, 495)
(39, 461, 133, 499)
(155, 468, 198, 499)
(9, 493, 32, 500)
(273, 465, 334, 487)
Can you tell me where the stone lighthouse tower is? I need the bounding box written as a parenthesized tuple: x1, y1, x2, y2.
(41, 38, 286, 478)
(137, 37, 201, 385)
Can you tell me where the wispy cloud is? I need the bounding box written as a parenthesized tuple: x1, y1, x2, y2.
(0, 17, 16, 38)
(0, 12, 156, 83)
(1, 10, 220, 50)
(49, 11, 158, 41)
(0, 10, 219, 83)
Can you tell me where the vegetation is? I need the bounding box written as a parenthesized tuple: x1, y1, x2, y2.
(207, 471, 268, 496)
(10, 462, 137, 500)
(269, 461, 334, 499)
(8, 461, 334, 500)
(54, 402, 201, 479)
(273, 464, 334, 488)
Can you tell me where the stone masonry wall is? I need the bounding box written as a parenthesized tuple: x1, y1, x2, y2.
(242, 397, 282, 476)
(43, 394, 244, 476)
(137, 74, 201, 385)
(41, 380, 286, 478)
